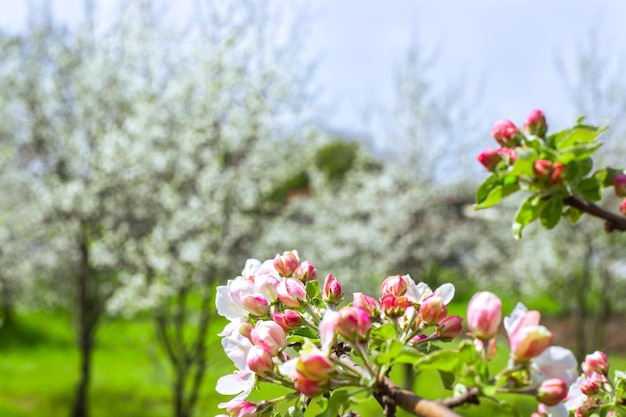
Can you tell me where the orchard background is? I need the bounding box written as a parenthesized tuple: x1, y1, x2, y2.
(2, 2, 626, 417)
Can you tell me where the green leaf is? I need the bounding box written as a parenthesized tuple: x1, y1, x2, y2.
(474, 178, 520, 210)
(376, 339, 405, 365)
(392, 346, 423, 365)
(512, 196, 543, 239)
(438, 371, 455, 390)
(370, 322, 396, 340)
(314, 389, 349, 417)
(564, 207, 583, 224)
(414, 349, 465, 375)
(555, 125, 607, 150)
(292, 327, 318, 339)
(475, 174, 501, 208)
(579, 158, 593, 177)
(595, 167, 624, 187)
(558, 141, 603, 163)
(540, 197, 563, 229)
(306, 280, 320, 299)
(577, 177, 602, 202)
(507, 147, 537, 177)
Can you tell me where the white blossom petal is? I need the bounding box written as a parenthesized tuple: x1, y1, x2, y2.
(532, 346, 579, 385)
(216, 285, 248, 321)
(215, 371, 256, 398)
(546, 403, 569, 417)
(504, 302, 528, 336)
(564, 376, 586, 410)
(434, 283, 455, 305)
(222, 332, 253, 371)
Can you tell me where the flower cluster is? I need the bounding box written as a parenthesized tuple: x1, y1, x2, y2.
(215, 251, 461, 416)
(215, 251, 624, 417)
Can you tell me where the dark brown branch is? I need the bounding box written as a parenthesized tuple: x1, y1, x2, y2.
(335, 351, 479, 417)
(376, 375, 478, 417)
(563, 195, 626, 232)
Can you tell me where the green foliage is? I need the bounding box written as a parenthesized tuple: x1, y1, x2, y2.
(266, 170, 311, 205)
(314, 140, 360, 183)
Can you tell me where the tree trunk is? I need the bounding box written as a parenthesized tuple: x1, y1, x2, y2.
(71, 227, 98, 417)
(0, 276, 14, 327)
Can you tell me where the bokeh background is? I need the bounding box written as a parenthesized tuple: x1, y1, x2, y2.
(1, 1, 626, 416)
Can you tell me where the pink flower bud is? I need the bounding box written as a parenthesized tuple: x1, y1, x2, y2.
(273, 251, 299, 277)
(477, 148, 517, 172)
(419, 295, 447, 326)
(296, 352, 334, 382)
(537, 378, 568, 406)
(352, 292, 380, 318)
(277, 277, 307, 308)
(335, 306, 371, 342)
(477, 148, 502, 172)
(411, 333, 428, 344)
(436, 315, 463, 342)
(621, 199, 626, 216)
(380, 293, 411, 318)
(524, 109, 548, 137)
(492, 119, 521, 147)
(533, 160, 565, 186)
(582, 351, 609, 376)
(239, 322, 254, 339)
(380, 275, 407, 296)
(467, 291, 502, 339)
(247, 345, 273, 375)
(293, 260, 317, 281)
(224, 400, 257, 417)
(250, 320, 286, 356)
(580, 379, 599, 396)
(240, 294, 270, 317)
(272, 309, 303, 331)
(322, 273, 343, 304)
(533, 159, 553, 177)
(614, 174, 626, 197)
(293, 373, 326, 397)
(510, 324, 553, 361)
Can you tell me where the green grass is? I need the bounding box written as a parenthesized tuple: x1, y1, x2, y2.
(0, 311, 233, 417)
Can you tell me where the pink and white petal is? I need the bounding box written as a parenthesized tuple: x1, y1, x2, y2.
(215, 371, 256, 397)
(563, 376, 586, 410)
(242, 259, 262, 278)
(434, 283, 455, 305)
(504, 302, 528, 335)
(216, 285, 249, 321)
(222, 332, 253, 371)
(546, 403, 569, 417)
(532, 346, 578, 385)
(278, 357, 298, 379)
(319, 310, 339, 354)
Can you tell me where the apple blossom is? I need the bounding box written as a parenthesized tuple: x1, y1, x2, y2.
(380, 275, 407, 296)
(467, 291, 502, 339)
(537, 378, 568, 406)
(272, 310, 302, 331)
(436, 315, 463, 341)
(418, 295, 447, 326)
(352, 292, 380, 318)
(492, 119, 521, 147)
(276, 277, 307, 308)
(273, 251, 299, 277)
(247, 345, 274, 376)
(293, 260, 317, 281)
(613, 174, 626, 197)
(250, 321, 286, 356)
(322, 273, 343, 304)
(524, 109, 548, 137)
(582, 351, 609, 376)
(381, 293, 411, 317)
(335, 306, 371, 342)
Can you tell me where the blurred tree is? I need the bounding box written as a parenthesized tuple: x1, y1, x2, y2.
(0, 2, 314, 417)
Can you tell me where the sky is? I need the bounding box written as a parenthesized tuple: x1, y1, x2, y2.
(2, 0, 626, 145)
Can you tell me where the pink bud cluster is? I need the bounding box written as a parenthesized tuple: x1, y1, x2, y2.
(478, 110, 568, 188)
(245, 320, 287, 375)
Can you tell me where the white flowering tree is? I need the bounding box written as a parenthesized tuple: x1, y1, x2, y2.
(0, 2, 313, 417)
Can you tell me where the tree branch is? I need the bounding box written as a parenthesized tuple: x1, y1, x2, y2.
(335, 351, 479, 417)
(563, 195, 626, 232)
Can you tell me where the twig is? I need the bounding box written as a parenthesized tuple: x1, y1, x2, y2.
(563, 195, 626, 232)
(334, 351, 478, 417)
